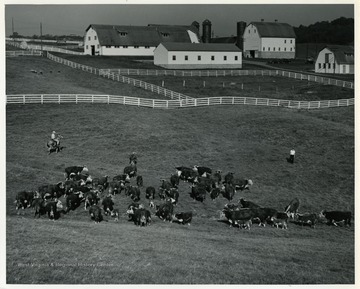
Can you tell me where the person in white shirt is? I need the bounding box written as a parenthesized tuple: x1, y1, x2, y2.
(51, 130, 60, 147)
(289, 149, 295, 163)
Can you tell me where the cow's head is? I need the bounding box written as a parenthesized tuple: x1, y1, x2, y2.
(56, 200, 63, 210)
(82, 166, 88, 173)
(57, 182, 64, 189)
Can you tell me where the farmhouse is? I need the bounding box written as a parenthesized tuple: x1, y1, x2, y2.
(315, 45, 354, 74)
(243, 21, 296, 59)
(153, 42, 242, 69)
(84, 23, 200, 56)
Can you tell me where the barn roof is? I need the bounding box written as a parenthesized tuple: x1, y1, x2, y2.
(158, 42, 241, 52)
(86, 24, 199, 46)
(211, 36, 237, 44)
(250, 22, 296, 38)
(322, 45, 354, 64)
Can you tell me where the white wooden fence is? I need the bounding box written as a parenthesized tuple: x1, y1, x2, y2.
(6, 50, 43, 57)
(6, 94, 354, 110)
(6, 41, 83, 55)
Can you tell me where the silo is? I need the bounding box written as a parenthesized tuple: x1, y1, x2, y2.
(236, 21, 246, 50)
(202, 19, 212, 43)
(191, 21, 200, 32)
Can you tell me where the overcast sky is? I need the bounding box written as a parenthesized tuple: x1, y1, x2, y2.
(4, 2, 355, 37)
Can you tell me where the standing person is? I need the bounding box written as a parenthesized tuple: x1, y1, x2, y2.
(129, 152, 137, 164)
(51, 130, 60, 147)
(289, 149, 295, 164)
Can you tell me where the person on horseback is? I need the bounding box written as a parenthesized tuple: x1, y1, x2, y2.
(51, 130, 60, 148)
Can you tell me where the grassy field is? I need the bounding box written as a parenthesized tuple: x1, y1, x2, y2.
(5, 53, 355, 284)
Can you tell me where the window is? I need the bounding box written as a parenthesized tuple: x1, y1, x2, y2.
(185, 55, 188, 61)
(145, 46, 150, 49)
(118, 31, 128, 36)
(88, 36, 90, 41)
(278, 47, 280, 51)
(290, 48, 292, 51)
(172, 55, 176, 61)
(123, 46, 128, 48)
(254, 29, 256, 33)
(318, 63, 321, 69)
(115, 46, 119, 48)
(224, 56, 227, 61)
(333, 63, 336, 69)
(162, 33, 169, 37)
(284, 39, 287, 43)
(323, 63, 326, 68)
(290, 39, 293, 44)
(134, 46, 139, 49)
(273, 47, 275, 51)
(211, 56, 215, 61)
(97, 45, 100, 49)
(94, 36, 97, 40)
(328, 63, 331, 69)
(106, 45, 111, 48)
(235, 56, 238, 61)
(268, 47, 270, 51)
(198, 55, 201, 61)
(263, 47, 265, 51)
(86, 45, 88, 50)
(248, 29, 250, 33)
(284, 47, 286, 51)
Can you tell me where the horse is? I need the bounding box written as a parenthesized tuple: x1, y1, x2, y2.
(46, 135, 64, 154)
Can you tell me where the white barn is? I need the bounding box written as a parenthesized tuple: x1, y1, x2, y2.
(315, 45, 354, 74)
(243, 21, 296, 59)
(154, 42, 242, 69)
(84, 23, 200, 56)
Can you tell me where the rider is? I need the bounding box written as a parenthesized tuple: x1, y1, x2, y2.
(51, 130, 60, 147)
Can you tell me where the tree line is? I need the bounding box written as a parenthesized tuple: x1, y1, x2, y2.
(294, 17, 354, 45)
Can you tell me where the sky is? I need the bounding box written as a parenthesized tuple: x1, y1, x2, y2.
(3, 2, 355, 38)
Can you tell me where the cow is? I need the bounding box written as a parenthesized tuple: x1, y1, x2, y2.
(111, 209, 120, 221)
(108, 180, 125, 196)
(195, 176, 215, 193)
(193, 165, 212, 177)
(155, 202, 174, 222)
(239, 198, 260, 209)
(113, 174, 130, 183)
(38, 182, 65, 199)
(284, 198, 300, 219)
(133, 208, 151, 226)
(210, 187, 221, 201)
(126, 202, 143, 220)
(222, 208, 256, 229)
(176, 166, 197, 183)
(15, 191, 37, 213)
(44, 200, 59, 220)
(159, 179, 172, 200)
(64, 165, 88, 180)
(89, 205, 103, 223)
(221, 183, 236, 201)
(64, 179, 85, 195)
(319, 210, 352, 227)
(170, 174, 180, 188)
(252, 207, 278, 227)
(84, 191, 100, 210)
(166, 188, 179, 205)
(92, 176, 109, 191)
(136, 175, 143, 187)
(211, 170, 222, 187)
(125, 185, 141, 202)
(223, 172, 234, 185)
(295, 213, 318, 228)
(66, 192, 84, 212)
(124, 164, 137, 178)
(189, 183, 206, 202)
(102, 195, 114, 216)
(145, 186, 156, 200)
(271, 212, 289, 229)
(173, 212, 193, 225)
(233, 179, 253, 191)
(129, 152, 137, 165)
(69, 173, 92, 184)
(32, 198, 46, 218)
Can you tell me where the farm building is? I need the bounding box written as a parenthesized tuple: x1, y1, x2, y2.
(84, 23, 200, 56)
(315, 45, 354, 74)
(154, 42, 242, 69)
(243, 21, 296, 59)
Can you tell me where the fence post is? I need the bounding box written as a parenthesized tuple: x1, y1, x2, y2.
(41, 95, 43, 104)
(58, 95, 61, 104)
(76, 95, 78, 104)
(108, 95, 110, 104)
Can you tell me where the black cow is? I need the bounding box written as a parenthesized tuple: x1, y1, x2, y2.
(189, 183, 206, 202)
(239, 198, 260, 209)
(173, 212, 193, 225)
(92, 176, 109, 191)
(66, 192, 84, 212)
(233, 179, 253, 191)
(170, 174, 180, 188)
(155, 202, 174, 222)
(125, 185, 141, 202)
(271, 212, 289, 229)
(193, 165, 212, 177)
(210, 187, 221, 201)
(221, 184, 236, 201)
(284, 198, 300, 219)
(176, 166, 197, 182)
(166, 188, 179, 205)
(64, 165, 88, 180)
(113, 174, 130, 183)
(124, 164, 137, 178)
(15, 191, 37, 213)
(252, 207, 278, 227)
(102, 195, 114, 215)
(222, 208, 255, 229)
(136, 175, 143, 187)
(38, 182, 65, 199)
(32, 198, 46, 218)
(295, 213, 318, 228)
(108, 180, 125, 196)
(223, 172, 234, 184)
(69, 173, 92, 184)
(126, 202, 143, 220)
(211, 170, 222, 187)
(84, 191, 100, 210)
(195, 176, 215, 193)
(145, 186, 156, 200)
(64, 179, 85, 194)
(44, 200, 59, 220)
(89, 205, 103, 223)
(320, 210, 352, 227)
(133, 208, 151, 226)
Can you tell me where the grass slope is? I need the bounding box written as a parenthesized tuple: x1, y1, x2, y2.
(6, 104, 354, 284)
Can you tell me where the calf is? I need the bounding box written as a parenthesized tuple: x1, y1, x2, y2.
(173, 212, 193, 225)
(296, 213, 318, 228)
(284, 198, 300, 219)
(271, 212, 288, 229)
(145, 186, 156, 200)
(102, 195, 114, 216)
(319, 210, 352, 227)
(89, 205, 103, 223)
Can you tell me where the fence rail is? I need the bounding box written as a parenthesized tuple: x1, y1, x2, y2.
(6, 50, 43, 57)
(6, 94, 354, 110)
(6, 41, 83, 55)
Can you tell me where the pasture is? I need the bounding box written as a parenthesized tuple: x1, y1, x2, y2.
(5, 53, 354, 284)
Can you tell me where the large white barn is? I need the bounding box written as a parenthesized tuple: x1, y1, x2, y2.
(84, 23, 200, 56)
(315, 45, 354, 74)
(243, 21, 296, 59)
(154, 42, 242, 69)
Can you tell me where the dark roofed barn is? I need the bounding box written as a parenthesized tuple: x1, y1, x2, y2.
(315, 45, 354, 74)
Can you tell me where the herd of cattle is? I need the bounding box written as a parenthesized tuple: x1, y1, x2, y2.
(13, 154, 353, 230)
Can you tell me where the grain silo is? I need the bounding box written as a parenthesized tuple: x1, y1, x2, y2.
(202, 19, 212, 43)
(236, 21, 246, 50)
